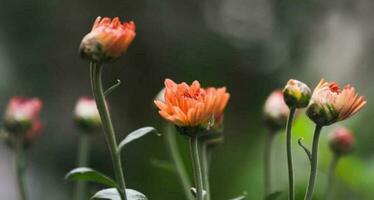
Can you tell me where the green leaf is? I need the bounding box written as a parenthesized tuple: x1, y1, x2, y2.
(118, 127, 159, 151)
(91, 188, 147, 200)
(265, 191, 282, 200)
(65, 167, 117, 187)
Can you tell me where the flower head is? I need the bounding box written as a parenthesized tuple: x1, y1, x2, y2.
(329, 127, 354, 155)
(4, 97, 43, 137)
(306, 79, 366, 126)
(283, 79, 311, 108)
(79, 16, 136, 62)
(154, 79, 230, 129)
(263, 90, 289, 131)
(74, 97, 101, 132)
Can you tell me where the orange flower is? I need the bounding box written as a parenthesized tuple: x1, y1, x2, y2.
(306, 79, 366, 126)
(154, 79, 230, 127)
(79, 16, 136, 62)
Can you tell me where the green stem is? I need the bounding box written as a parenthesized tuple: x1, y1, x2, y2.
(14, 136, 27, 200)
(74, 134, 91, 200)
(323, 154, 340, 200)
(164, 124, 193, 200)
(286, 108, 296, 200)
(264, 132, 275, 197)
(189, 135, 204, 200)
(304, 125, 323, 200)
(90, 62, 127, 200)
(200, 141, 210, 200)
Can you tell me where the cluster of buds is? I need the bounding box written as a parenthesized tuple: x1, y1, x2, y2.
(154, 79, 230, 136)
(282, 78, 366, 127)
(74, 97, 101, 132)
(3, 97, 43, 144)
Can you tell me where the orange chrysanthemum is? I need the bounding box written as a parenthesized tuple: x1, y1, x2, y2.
(306, 79, 366, 126)
(79, 16, 136, 62)
(154, 79, 230, 127)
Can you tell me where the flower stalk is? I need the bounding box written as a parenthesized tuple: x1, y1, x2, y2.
(304, 125, 323, 200)
(190, 135, 204, 200)
(263, 132, 275, 197)
(286, 108, 296, 200)
(90, 62, 127, 200)
(323, 154, 339, 200)
(200, 141, 210, 200)
(74, 134, 91, 200)
(14, 135, 27, 200)
(164, 124, 193, 200)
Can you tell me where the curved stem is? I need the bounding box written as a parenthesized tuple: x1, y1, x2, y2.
(304, 125, 323, 200)
(14, 136, 27, 200)
(90, 62, 127, 200)
(264, 132, 275, 197)
(323, 154, 340, 200)
(164, 124, 193, 200)
(189, 135, 204, 200)
(74, 134, 91, 200)
(200, 141, 210, 200)
(286, 108, 296, 200)
(298, 138, 312, 162)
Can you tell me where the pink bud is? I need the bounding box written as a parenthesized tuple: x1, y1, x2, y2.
(74, 97, 101, 132)
(329, 127, 354, 155)
(4, 97, 42, 137)
(263, 90, 289, 131)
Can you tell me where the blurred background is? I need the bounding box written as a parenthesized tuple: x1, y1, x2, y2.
(0, 0, 373, 199)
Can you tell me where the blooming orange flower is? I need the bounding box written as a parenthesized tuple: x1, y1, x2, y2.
(306, 79, 366, 126)
(154, 79, 230, 127)
(80, 16, 136, 62)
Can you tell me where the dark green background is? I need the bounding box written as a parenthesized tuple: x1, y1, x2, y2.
(0, 0, 373, 199)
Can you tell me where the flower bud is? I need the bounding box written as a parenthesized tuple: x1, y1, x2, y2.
(263, 90, 289, 131)
(74, 97, 101, 132)
(79, 17, 136, 63)
(306, 79, 366, 126)
(329, 127, 354, 155)
(282, 79, 311, 108)
(4, 97, 42, 135)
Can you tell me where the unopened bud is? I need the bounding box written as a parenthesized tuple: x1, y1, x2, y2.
(329, 127, 354, 155)
(283, 79, 311, 108)
(74, 97, 101, 132)
(263, 90, 289, 131)
(4, 97, 42, 135)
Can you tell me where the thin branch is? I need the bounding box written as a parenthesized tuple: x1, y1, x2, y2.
(104, 79, 122, 96)
(298, 137, 312, 162)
